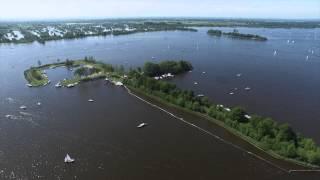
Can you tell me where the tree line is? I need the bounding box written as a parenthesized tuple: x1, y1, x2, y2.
(124, 61, 320, 166)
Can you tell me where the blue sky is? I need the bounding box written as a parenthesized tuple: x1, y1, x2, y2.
(1, 0, 319, 20)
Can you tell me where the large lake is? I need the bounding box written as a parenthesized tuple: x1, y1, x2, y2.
(0, 27, 319, 179)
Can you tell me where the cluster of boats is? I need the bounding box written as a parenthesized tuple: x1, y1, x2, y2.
(154, 73, 174, 80)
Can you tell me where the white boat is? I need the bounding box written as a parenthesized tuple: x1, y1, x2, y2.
(273, 50, 277, 56)
(37, 102, 41, 106)
(5, 115, 13, 119)
(202, 71, 206, 74)
(64, 154, 75, 163)
(67, 84, 75, 88)
(194, 82, 198, 85)
(244, 87, 251, 91)
(229, 92, 234, 95)
(88, 99, 94, 102)
(224, 108, 231, 112)
(244, 115, 252, 119)
(306, 56, 309, 60)
(115, 82, 123, 86)
(55, 82, 62, 88)
(137, 123, 147, 128)
(20, 105, 27, 110)
(26, 84, 33, 87)
(197, 94, 205, 97)
(236, 73, 242, 77)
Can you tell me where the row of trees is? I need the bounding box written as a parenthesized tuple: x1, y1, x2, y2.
(143, 60, 193, 77)
(124, 67, 320, 166)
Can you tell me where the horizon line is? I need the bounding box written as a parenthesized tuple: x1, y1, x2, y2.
(1, 16, 320, 22)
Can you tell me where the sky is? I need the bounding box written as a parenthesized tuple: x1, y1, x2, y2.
(0, 0, 319, 20)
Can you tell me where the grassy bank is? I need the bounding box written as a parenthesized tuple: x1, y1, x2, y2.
(24, 68, 49, 87)
(126, 85, 319, 169)
(124, 68, 320, 168)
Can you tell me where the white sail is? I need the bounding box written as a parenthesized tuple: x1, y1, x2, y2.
(64, 154, 75, 163)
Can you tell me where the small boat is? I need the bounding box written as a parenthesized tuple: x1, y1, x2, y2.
(306, 56, 309, 60)
(151, 56, 156, 60)
(115, 82, 123, 86)
(236, 73, 242, 77)
(202, 71, 206, 74)
(67, 84, 75, 88)
(244, 87, 251, 91)
(5, 115, 13, 119)
(229, 92, 234, 95)
(273, 50, 277, 56)
(55, 82, 62, 88)
(224, 108, 231, 112)
(64, 154, 75, 163)
(194, 82, 198, 85)
(88, 99, 94, 102)
(311, 50, 314, 54)
(197, 94, 205, 97)
(37, 102, 41, 106)
(20, 105, 27, 110)
(26, 84, 33, 87)
(244, 115, 252, 119)
(105, 78, 109, 81)
(137, 123, 147, 128)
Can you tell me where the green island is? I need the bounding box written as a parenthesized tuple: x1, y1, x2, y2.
(24, 59, 320, 168)
(207, 29, 268, 41)
(24, 57, 124, 87)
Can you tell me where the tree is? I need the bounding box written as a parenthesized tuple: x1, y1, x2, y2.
(229, 107, 247, 123)
(143, 62, 160, 76)
(37, 60, 42, 66)
(276, 124, 297, 142)
(65, 59, 74, 67)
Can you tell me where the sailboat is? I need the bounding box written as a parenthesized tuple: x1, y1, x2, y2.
(273, 50, 277, 56)
(64, 154, 75, 163)
(306, 56, 309, 61)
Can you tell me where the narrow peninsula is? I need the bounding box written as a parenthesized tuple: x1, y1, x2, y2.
(24, 58, 320, 168)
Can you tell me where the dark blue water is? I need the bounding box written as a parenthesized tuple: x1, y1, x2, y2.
(0, 27, 320, 179)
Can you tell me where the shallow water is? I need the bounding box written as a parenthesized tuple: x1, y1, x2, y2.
(0, 27, 320, 179)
